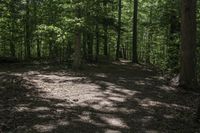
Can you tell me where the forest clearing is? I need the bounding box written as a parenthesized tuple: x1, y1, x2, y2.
(0, 62, 199, 133)
(1, 0, 200, 132)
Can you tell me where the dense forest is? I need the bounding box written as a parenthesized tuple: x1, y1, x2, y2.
(0, 0, 199, 76)
(0, 0, 200, 132)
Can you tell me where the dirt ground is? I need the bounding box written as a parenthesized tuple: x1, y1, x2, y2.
(0, 62, 200, 133)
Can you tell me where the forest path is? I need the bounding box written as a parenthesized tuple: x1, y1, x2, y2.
(0, 62, 199, 133)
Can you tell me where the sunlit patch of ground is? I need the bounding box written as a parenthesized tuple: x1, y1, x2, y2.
(0, 63, 199, 133)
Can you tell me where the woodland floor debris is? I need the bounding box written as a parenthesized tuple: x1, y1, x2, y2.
(0, 63, 200, 133)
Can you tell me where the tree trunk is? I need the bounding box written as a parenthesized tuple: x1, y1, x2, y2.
(95, 24, 100, 62)
(10, 0, 15, 57)
(132, 0, 139, 63)
(25, 0, 31, 59)
(116, 0, 122, 60)
(73, 7, 82, 69)
(83, 32, 87, 60)
(87, 32, 93, 63)
(146, 8, 152, 64)
(73, 33, 82, 69)
(10, 22, 15, 57)
(49, 41, 53, 58)
(103, 1, 108, 57)
(104, 24, 108, 57)
(33, 0, 41, 58)
(197, 101, 200, 122)
(179, 0, 197, 89)
(37, 41, 41, 58)
(146, 32, 151, 64)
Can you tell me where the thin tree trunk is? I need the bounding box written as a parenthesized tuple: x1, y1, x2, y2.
(95, 24, 100, 62)
(83, 32, 87, 60)
(197, 101, 200, 122)
(146, 8, 153, 64)
(104, 24, 108, 57)
(73, 7, 82, 69)
(37, 41, 41, 58)
(10, 0, 15, 57)
(33, 0, 41, 58)
(103, 1, 108, 57)
(73, 33, 82, 69)
(179, 0, 197, 89)
(146, 32, 152, 64)
(132, 0, 139, 63)
(116, 0, 122, 60)
(10, 22, 15, 57)
(48, 0, 54, 60)
(25, 0, 31, 59)
(67, 40, 72, 61)
(87, 32, 93, 63)
(49, 41, 53, 58)
(125, 41, 128, 59)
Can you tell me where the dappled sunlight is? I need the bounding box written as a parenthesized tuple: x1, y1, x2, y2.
(134, 80, 152, 86)
(0, 64, 199, 132)
(158, 85, 177, 92)
(139, 98, 191, 110)
(33, 124, 56, 133)
(100, 116, 129, 128)
(95, 73, 108, 78)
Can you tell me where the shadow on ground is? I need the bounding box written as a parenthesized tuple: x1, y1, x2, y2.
(0, 63, 199, 133)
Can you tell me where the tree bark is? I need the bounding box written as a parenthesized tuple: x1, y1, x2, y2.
(10, 21, 15, 57)
(10, 0, 15, 57)
(103, 1, 108, 57)
(73, 7, 82, 69)
(179, 0, 197, 89)
(197, 101, 200, 122)
(95, 24, 100, 62)
(33, 0, 41, 58)
(73, 33, 82, 69)
(25, 0, 31, 59)
(116, 0, 122, 60)
(132, 0, 139, 63)
(146, 7, 152, 64)
(87, 32, 93, 62)
(103, 25, 108, 57)
(82, 32, 87, 60)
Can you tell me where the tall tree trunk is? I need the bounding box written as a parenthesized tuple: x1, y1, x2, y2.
(10, 21, 15, 57)
(73, 8, 82, 69)
(66, 40, 72, 61)
(146, 8, 152, 64)
(87, 32, 93, 63)
(25, 0, 31, 59)
(73, 33, 82, 69)
(179, 0, 197, 89)
(132, 0, 139, 63)
(197, 101, 200, 122)
(116, 0, 122, 60)
(37, 41, 41, 58)
(47, 0, 54, 60)
(83, 32, 87, 60)
(104, 24, 108, 57)
(103, 1, 108, 57)
(146, 35, 152, 64)
(95, 24, 100, 62)
(125, 41, 128, 59)
(49, 41, 53, 58)
(10, 0, 15, 57)
(33, 0, 41, 58)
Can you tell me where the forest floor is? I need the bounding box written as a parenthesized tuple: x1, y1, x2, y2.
(0, 61, 200, 133)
